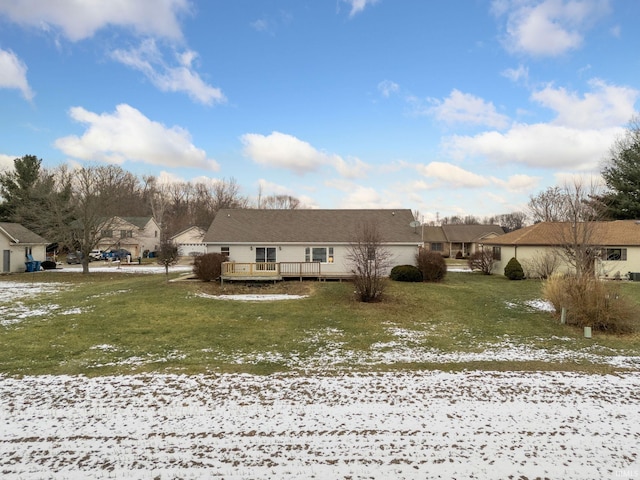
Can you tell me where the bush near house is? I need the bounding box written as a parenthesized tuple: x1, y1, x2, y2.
(390, 265, 423, 282)
(193, 253, 226, 282)
(416, 249, 447, 283)
(543, 275, 638, 334)
(504, 257, 525, 280)
(468, 250, 496, 275)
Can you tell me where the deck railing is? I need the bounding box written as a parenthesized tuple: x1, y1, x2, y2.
(222, 262, 279, 277)
(222, 261, 323, 279)
(279, 261, 321, 277)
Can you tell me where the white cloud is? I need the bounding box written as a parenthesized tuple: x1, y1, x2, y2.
(241, 131, 369, 179)
(553, 171, 606, 188)
(0, 49, 34, 100)
(531, 79, 638, 129)
(491, 174, 541, 193)
(444, 123, 622, 171)
(0, 154, 16, 171)
(342, 0, 379, 17)
(0, 0, 189, 41)
(493, 0, 611, 57)
(340, 185, 400, 209)
(418, 90, 510, 129)
(54, 104, 218, 170)
(416, 162, 490, 188)
(378, 80, 399, 98)
(111, 40, 225, 106)
(502, 64, 529, 84)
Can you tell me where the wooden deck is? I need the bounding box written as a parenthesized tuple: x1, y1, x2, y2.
(221, 262, 351, 282)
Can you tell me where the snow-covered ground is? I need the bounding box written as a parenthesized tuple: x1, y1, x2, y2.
(1, 371, 639, 479)
(50, 263, 193, 274)
(2, 278, 639, 478)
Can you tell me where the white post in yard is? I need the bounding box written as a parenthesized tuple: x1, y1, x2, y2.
(584, 326, 592, 338)
(560, 307, 566, 324)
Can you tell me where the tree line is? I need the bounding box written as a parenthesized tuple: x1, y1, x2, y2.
(1, 116, 638, 258)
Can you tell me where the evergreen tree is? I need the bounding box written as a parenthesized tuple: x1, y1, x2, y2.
(0, 155, 43, 221)
(600, 118, 640, 219)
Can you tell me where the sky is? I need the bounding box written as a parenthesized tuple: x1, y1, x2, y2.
(0, 0, 638, 223)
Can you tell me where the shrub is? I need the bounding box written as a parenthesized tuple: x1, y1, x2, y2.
(504, 257, 525, 280)
(467, 249, 496, 275)
(193, 253, 226, 282)
(521, 251, 561, 279)
(543, 274, 638, 334)
(416, 250, 447, 283)
(390, 264, 423, 282)
(455, 251, 463, 259)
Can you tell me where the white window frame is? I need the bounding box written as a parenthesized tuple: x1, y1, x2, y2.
(305, 247, 334, 264)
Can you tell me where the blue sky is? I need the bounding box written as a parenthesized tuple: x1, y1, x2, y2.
(1, 0, 638, 222)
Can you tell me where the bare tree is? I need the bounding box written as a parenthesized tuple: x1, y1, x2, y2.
(156, 238, 179, 279)
(531, 180, 604, 279)
(48, 165, 122, 274)
(346, 221, 394, 302)
(555, 180, 604, 279)
(490, 212, 528, 232)
(467, 248, 498, 275)
(260, 194, 301, 209)
(528, 186, 572, 223)
(521, 250, 562, 279)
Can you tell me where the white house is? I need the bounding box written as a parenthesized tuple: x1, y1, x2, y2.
(170, 226, 207, 257)
(0, 222, 49, 273)
(203, 209, 422, 280)
(422, 224, 505, 258)
(483, 220, 640, 279)
(96, 216, 160, 257)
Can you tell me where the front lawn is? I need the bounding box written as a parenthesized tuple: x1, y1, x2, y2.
(1, 271, 638, 376)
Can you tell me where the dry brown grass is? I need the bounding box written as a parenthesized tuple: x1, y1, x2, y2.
(543, 275, 639, 334)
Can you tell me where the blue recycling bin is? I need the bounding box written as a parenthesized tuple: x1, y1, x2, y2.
(25, 261, 35, 272)
(34, 261, 41, 271)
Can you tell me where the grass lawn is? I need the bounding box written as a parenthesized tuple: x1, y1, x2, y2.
(1, 270, 639, 376)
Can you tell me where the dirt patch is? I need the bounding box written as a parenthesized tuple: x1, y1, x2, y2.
(196, 279, 319, 297)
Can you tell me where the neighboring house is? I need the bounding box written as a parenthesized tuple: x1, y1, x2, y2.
(0, 222, 49, 273)
(203, 209, 422, 280)
(483, 220, 640, 278)
(96, 216, 160, 258)
(170, 226, 207, 257)
(422, 224, 505, 258)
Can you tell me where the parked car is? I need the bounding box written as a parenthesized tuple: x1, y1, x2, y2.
(105, 249, 132, 261)
(66, 251, 82, 264)
(89, 249, 104, 260)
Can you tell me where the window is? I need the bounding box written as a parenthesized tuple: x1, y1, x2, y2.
(120, 230, 133, 239)
(256, 247, 276, 263)
(492, 246, 501, 261)
(101, 229, 113, 238)
(221, 246, 230, 258)
(305, 247, 334, 263)
(430, 242, 443, 252)
(256, 247, 276, 271)
(602, 248, 627, 261)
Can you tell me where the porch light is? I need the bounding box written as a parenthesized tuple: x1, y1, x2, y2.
(250, 246, 253, 251)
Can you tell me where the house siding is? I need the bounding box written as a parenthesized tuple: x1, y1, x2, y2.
(0, 244, 47, 273)
(97, 217, 160, 257)
(171, 227, 206, 256)
(208, 243, 417, 277)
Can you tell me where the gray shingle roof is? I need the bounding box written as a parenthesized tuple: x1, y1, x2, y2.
(422, 224, 505, 243)
(441, 224, 505, 242)
(0, 222, 49, 244)
(120, 217, 154, 229)
(204, 209, 421, 244)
